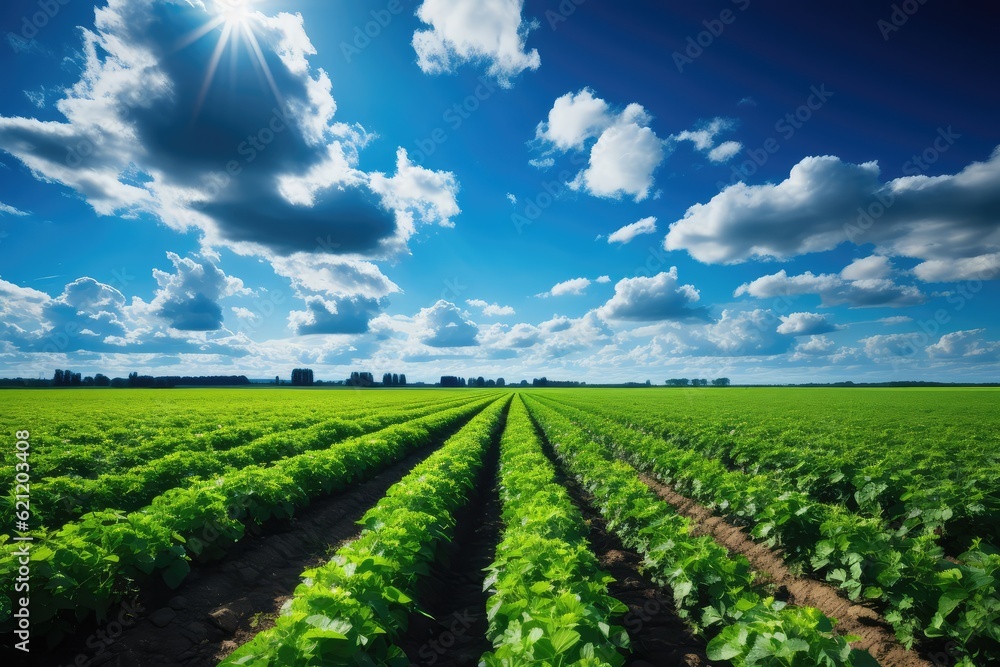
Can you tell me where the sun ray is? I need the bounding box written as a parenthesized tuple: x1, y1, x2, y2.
(193, 20, 233, 119)
(241, 22, 284, 108)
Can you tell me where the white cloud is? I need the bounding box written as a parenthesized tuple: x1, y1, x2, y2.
(860, 333, 922, 361)
(735, 269, 925, 308)
(528, 157, 555, 170)
(418, 300, 480, 347)
(701, 309, 791, 356)
(597, 268, 708, 322)
(878, 316, 913, 325)
(0, 202, 29, 216)
(231, 307, 259, 321)
(570, 121, 664, 201)
(288, 295, 382, 335)
(664, 148, 1000, 281)
(708, 141, 742, 163)
(144, 252, 250, 331)
(926, 329, 1000, 359)
(841, 255, 893, 281)
(0, 0, 462, 328)
(596, 275, 611, 284)
(671, 118, 742, 163)
(466, 299, 515, 317)
(535, 89, 665, 202)
(776, 312, 841, 336)
(412, 0, 540, 87)
(541, 277, 591, 298)
(535, 88, 612, 151)
(270, 255, 400, 301)
(607, 216, 657, 244)
(793, 335, 836, 355)
(506, 192, 517, 204)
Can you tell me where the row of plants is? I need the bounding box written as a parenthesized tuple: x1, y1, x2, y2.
(522, 395, 879, 667)
(2, 389, 475, 482)
(220, 396, 510, 666)
(16, 394, 480, 528)
(548, 391, 1000, 549)
(480, 395, 631, 666)
(0, 396, 496, 646)
(534, 395, 1000, 665)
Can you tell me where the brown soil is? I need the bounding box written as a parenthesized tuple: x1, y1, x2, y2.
(532, 423, 717, 667)
(637, 473, 933, 667)
(24, 444, 447, 667)
(395, 440, 502, 666)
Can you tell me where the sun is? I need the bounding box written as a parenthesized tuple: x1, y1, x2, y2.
(178, 0, 281, 118)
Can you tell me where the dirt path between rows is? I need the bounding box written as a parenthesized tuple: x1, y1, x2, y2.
(395, 440, 502, 666)
(636, 473, 933, 667)
(31, 443, 446, 667)
(531, 423, 717, 666)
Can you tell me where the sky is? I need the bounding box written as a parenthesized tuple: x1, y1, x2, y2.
(0, 0, 998, 384)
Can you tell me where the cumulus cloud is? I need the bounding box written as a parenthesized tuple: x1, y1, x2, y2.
(776, 312, 841, 336)
(860, 333, 922, 361)
(466, 299, 515, 317)
(735, 269, 925, 308)
(926, 329, 1000, 359)
(664, 148, 1000, 281)
(412, 0, 540, 87)
(540, 277, 591, 298)
(288, 295, 383, 335)
(841, 255, 893, 281)
(145, 252, 250, 331)
(0, 266, 251, 356)
(793, 335, 837, 355)
(535, 89, 665, 201)
(607, 216, 657, 244)
(596, 275, 611, 284)
(597, 268, 709, 322)
(670, 118, 742, 163)
(0, 0, 461, 329)
(701, 308, 791, 356)
(419, 300, 480, 347)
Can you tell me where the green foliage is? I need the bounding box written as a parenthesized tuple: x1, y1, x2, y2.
(481, 397, 630, 666)
(0, 395, 494, 641)
(221, 396, 510, 666)
(523, 395, 873, 667)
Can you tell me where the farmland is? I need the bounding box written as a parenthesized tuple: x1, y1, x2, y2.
(1, 388, 998, 666)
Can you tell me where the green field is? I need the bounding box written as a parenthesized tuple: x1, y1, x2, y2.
(2, 388, 998, 666)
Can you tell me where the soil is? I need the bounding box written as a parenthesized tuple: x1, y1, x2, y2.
(25, 443, 448, 667)
(532, 420, 718, 667)
(395, 440, 503, 666)
(637, 472, 934, 667)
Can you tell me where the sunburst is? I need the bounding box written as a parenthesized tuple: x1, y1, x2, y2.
(177, 0, 282, 119)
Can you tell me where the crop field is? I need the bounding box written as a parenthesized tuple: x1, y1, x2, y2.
(1, 387, 998, 666)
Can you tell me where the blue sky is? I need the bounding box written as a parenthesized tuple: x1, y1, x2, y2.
(0, 0, 998, 383)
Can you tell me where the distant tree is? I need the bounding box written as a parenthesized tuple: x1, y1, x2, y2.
(467, 377, 476, 388)
(646, 379, 651, 386)
(441, 376, 461, 387)
(391, 373, 399, 386)
(666, 378, 689, 387)
(53, 369, 64, 386)
(292, 369, 315, 386)
(496, 378, 505, 387)
(532, 377, 548, 387)
(94, 373, 110, 387)
(399, 374, 407, 386)
(520, 380, 528, 386)
(711, 377, 731, 387)
(382, 372, 393, 386)
(486, 379, 496, 388)
(476, 376, 486, 388)
(275, 375, 280, 385)
(348, 371, 374, 387)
